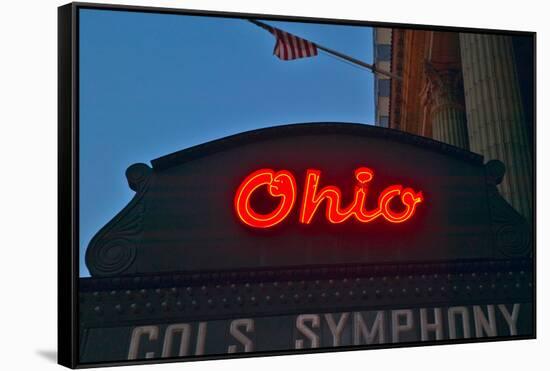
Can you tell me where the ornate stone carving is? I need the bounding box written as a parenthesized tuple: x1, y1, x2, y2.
(485, 160, 531, 257)
(422, 61, 465, 116)
(85, 163, 152, 277)
(420, 61, 470, 149)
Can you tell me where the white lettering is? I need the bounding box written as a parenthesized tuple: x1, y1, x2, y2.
(295, 314, 320, 349)
(325, 313, 349, 346)
(420, 308, 443, 341)
(391, 309, 413, 343)
(195, 322, 208, 355)
(448, 306, 471, 339)
(498, 304, 520, 336)
(161, 324, 191, 357)
(228, 319, 255, 353)
(128, 326, 159, 360)
(353, 311, 385, 344)
(473, 305, 497, 337)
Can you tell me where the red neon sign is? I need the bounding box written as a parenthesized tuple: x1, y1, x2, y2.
(234, 168, 423, 228)
(234, 169, 297, 228)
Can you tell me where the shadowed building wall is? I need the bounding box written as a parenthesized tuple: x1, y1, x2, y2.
(459, 33, 533, 221)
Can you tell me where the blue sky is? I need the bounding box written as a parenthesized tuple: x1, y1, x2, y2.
(79, 8, 375, 277)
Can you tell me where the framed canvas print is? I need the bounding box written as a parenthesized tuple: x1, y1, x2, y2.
(58, 2, 536, 368)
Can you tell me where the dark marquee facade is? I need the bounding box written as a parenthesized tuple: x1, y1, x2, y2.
(78, 123, 533, 363)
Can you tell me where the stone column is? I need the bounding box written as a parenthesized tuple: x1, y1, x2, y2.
(459, 33, 532, 221)
(421, 62, 470, 150)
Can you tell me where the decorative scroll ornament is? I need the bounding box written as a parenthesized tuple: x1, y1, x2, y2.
(85, 163, 152, 276)
(485, 160, 531, 257)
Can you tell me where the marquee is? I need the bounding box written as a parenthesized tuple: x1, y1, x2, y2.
(79, 123, 532, 363)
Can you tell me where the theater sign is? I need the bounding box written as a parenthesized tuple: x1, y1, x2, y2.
(79, 123, 532, 363)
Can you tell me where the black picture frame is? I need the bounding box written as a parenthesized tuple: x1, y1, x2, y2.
(58, 2, 536, 368)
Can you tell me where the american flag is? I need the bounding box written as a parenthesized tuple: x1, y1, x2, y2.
(270, 27, 318, 61)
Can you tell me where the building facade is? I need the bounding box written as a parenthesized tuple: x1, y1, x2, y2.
(373, 28, 534, 221)
(373, 28, 392, 128)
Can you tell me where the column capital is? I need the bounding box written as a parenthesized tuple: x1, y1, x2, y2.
(421, 61, 465, 115)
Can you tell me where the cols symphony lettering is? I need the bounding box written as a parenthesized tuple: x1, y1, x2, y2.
(234, 167, 424, 228)
(127, 304, 521, 359)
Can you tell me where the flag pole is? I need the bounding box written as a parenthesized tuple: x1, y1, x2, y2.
(248, 19, 401, 81)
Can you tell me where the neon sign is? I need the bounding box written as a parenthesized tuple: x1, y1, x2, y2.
(234, 169, 297, 228)
(234, 168, 424, 228)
